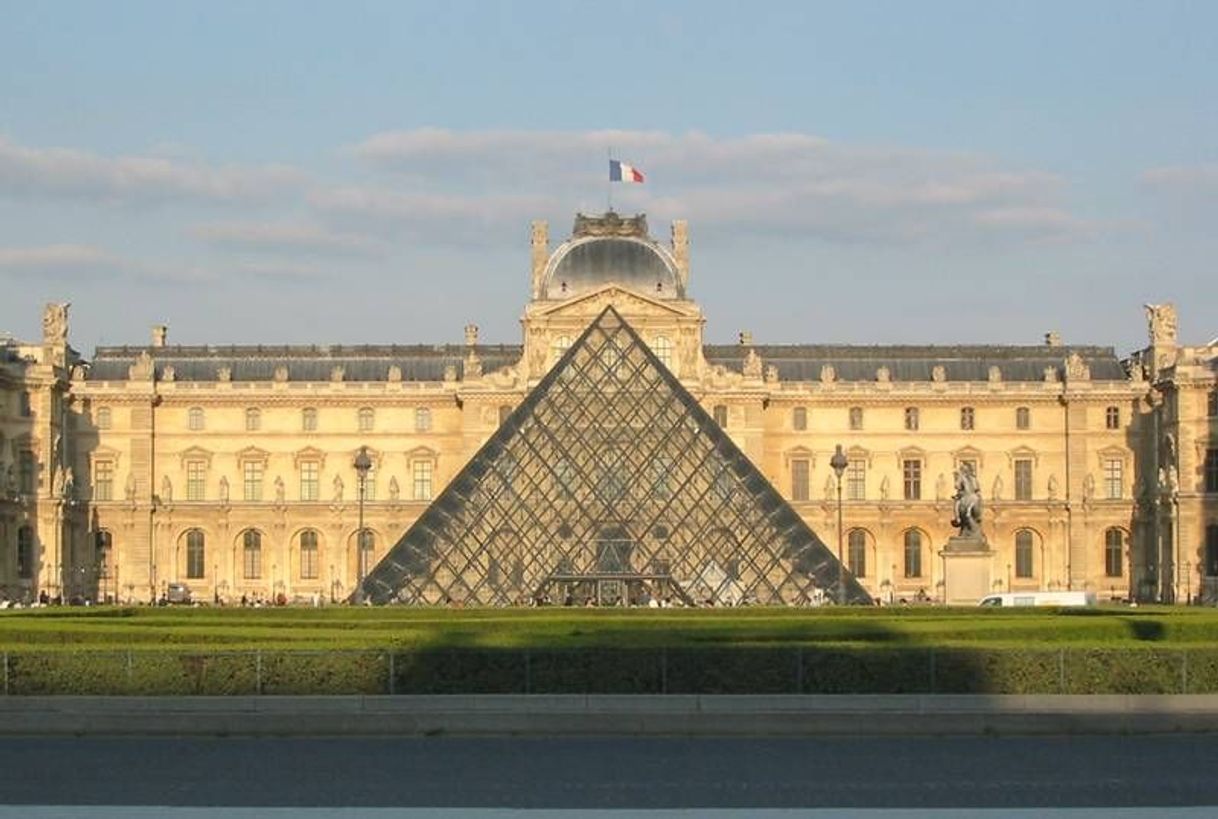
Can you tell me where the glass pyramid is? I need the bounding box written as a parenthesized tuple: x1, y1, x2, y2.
(361, 306, 872, 606)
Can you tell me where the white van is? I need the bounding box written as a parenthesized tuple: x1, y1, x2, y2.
(977, 591, 1096, 608)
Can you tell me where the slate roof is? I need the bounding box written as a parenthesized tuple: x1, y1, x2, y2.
(704, 344, 1129, 382)
(85, 344, 523, 383)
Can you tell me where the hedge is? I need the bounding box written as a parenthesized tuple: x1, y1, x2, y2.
(8, 646, 1218, 695)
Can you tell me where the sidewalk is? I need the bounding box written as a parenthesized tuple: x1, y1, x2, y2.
(3, 694, 1218, 737)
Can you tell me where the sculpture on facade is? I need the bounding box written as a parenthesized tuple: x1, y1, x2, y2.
(218, 476, 230, 503)
(274, 476, 285, 504)
(42, 302, 69, 346)
(950, 463, 983, 539)
(332, 474, 344, 503)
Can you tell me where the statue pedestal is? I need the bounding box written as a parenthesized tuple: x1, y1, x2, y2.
(940, 536, 992, 605)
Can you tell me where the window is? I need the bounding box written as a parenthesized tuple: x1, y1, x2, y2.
(904, 407, 919, 431)
(415, 407, 432, 432)
(847, 459, 866, 500)
(1016, 407, 1030, 430)
(358, 529, 375, 571)
(242, 530, 262, 579)
(847, 530, 867, 578)
(1208, 525, 1218, 577)
(186, 460, 206, 501)
(94, 461, 114, 501)
(652, 336, 673, 369)
(791, 458, 810, 501)
(301, 408, 317, 432)
(358, 407, 375, 432)
(1104, 528, 1124, 578)
(300, 530, 319, 580)
(1015, 530, 1034, 578)
(300, 461, 320, 501)
(498, 405, 512, 424)
(243, 460, 264, 502)
(1014, 458, 1033, 501)
(903, 459, 922, 500)
(1207, 449, 1218, 493)
(413, 460, 433, 501)
(16, 526, 34, 579)
(185, 530, 205, 579)
(244, 408, 260, 431)
(360, 463, 376, 502)
(18, 392, 31, 417)
(904, 530, 923, 578)
(95, 531, 112, 578)
(960, 407, 975, 430)
(792, 406, 807, 431)
(713, 405, 728, 427)
(19, 451, 35, 495)
(97, 407, 112, 430)
(551, 335, 572, 362)
(1104, 458, 1123, 500)
(849, 407, 863, 430)
(1209, 391, 1218, 418)
(187, 407, 204, 431)
(1105, 406, 1121, 430)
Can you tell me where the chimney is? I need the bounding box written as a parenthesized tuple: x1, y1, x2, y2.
(152, 325, 168, 348)
(738, 330, 753, 346)
(1044, 331, 1062, 347)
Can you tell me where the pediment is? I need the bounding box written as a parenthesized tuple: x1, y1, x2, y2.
(532, 284, 697, 320)
(293, 446, 327, 469)
(91, 445, 122, 467)
(406, 445, 439, 461)
(177, 446, 213, 469)
(236, 446, 271, 463)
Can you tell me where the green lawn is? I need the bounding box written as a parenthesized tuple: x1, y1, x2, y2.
(2, 605, 1216, 652)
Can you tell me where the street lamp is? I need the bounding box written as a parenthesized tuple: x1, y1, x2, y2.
(353, 445, 372, 603)
(830, 444, 849, 606)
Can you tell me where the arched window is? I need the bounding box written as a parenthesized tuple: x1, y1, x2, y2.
(903, 530, 923, 578)
(652, 335, 673, 369)
(848, 529, 868, 578)
(849, 407, 864, 430)
(301, 407, 318, 431)
(1206, 525, 1218, 577)
(299, 530, 319, 580)
(188, 407, 204, 431)
(358, 407, 375, 432)
(242, 530, 262, 579)
(414, 407, 432, 432)
(244, 408, 261, 431)
(356, 529, 375, 579)
(792, 406, 808, 431)
(1105, 406, 1120, 430)
(904, 407, 919, 431)
(1016, 406, 1031, 430)
(97, 406, 113, 430)
(16, 526, 34, 579)
(1015, 530, 1035, 578)
(960, 407, 975, 430)
(185, 529, 205, 579)
(94, 530, 112, 577)
(1104, 528, 1125, 577)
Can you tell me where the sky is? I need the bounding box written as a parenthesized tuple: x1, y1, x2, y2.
(1, 0, 1215, 355)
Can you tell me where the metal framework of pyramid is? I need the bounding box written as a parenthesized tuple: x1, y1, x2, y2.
(361, 306, 872, 606)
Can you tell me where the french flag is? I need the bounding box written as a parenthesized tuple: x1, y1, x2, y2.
(609, 159, 645, 183)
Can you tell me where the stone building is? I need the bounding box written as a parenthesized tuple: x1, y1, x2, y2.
(1, 212, 1214, 605)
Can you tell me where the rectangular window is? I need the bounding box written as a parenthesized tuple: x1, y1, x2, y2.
(713, 405, 728, 427)
(1105, 406, 1120, 430)
(1104, 458, 1123, 500)
(300, 461, 319, 501)
(19, 451, 35, 495)
(904, 407, 919, 431)
(791, 458, 809, 501)
(94, 461, 114, 501)
(186, 461, 206, 501)
(413, 460, 433, 501)
(847, 459, 866, 501)
(1207, 449, 1218, 493)
(1016, 407, 1030, 430)
(301, 545, 318, 580)
(792, 407, 807, 431)
(1014, 459, 1033, 501)
(243, 461, 263, 502)
(902, 459, 922, 500)
(361, 466, 376, 502)
(301, 408, 317, 432)
(960, 407, 975, 430)
(849, 407, 863, 430)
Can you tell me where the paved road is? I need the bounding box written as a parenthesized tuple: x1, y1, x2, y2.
(1, 736, 1216, 809)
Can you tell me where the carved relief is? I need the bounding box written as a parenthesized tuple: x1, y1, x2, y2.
(820, 364, 836, 384)
(443, 365, 456, 382)
(932, 365, 947, 383)
(42, 302, 69, 346)
(161, 365, 175, 383)
(217, 366, 232, 382)
(530, 220, 548, 300)
(1144, 302, 1178, 347)
(330, 366, 345, 383)
(875, 366, 891, 383)
(988, 365, 1002, 383)
(743, 349, 763, 379)
(464, 324, 479, 348)
(273, 365, 289, 383)
(671, 219, 689, 292)
(128, 351, 154, 381)
(1064, 352, 1090, 381)
(764, 365, 779, 384)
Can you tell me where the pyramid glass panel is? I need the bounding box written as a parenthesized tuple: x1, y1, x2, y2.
(362, 306, 872, 606)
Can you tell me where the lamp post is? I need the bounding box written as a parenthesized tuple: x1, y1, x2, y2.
(353, 445, 372, 603)
(830, 444, 849, 606)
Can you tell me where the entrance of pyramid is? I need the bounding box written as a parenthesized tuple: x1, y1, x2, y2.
(533, 524, 696, 607)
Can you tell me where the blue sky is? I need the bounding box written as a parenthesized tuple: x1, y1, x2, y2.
(1, 0, 1215, 353)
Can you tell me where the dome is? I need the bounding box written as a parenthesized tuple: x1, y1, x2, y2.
(544, 236, 681, 300)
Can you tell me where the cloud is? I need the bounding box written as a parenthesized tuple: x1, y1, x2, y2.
(1140, 164, 1218, 191)
(344, 128, 1086, 245)
(0, 244, 122, 279)
(191, 222, 384, 257)
(0, 135, 303, 203)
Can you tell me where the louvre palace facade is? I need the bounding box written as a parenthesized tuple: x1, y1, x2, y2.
(1, 212, 1216, 606)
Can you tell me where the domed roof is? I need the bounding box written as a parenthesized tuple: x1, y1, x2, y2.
(544, 236, 681, 300)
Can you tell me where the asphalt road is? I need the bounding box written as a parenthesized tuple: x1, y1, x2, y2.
(1, 735, 1216, 809)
